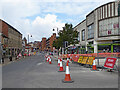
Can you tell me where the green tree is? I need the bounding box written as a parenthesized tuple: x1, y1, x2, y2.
(53, 23, 79, 49)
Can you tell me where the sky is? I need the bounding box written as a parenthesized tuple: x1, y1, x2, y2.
(0, 0, 115, 42)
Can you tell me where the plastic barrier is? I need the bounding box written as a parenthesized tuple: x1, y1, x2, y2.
(72, 54, 80, 62)
(81, 56, 88, 64)
(104, 57, 117, 69)
(86, 56, 95, 65)
(77, 56, 83, 63)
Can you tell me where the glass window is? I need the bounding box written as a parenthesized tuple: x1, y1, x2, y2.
(88, 24, 94, 39)
(99, 17, 119, 37)
(82, 30, 85, 41)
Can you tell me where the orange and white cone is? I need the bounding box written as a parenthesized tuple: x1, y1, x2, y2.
(91, 59, 99, 71)
(62, 62, 74, 83)
(58, 59, 64, 72)
(47, 56, 50, 62)
(49, 57, 52, 64)
(70, 57, 72, 61)
(67, 58, 70, 63)
(58, 57, 60, 66)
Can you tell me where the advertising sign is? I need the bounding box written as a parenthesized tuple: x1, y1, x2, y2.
(78, 56, 83, 63)
(104, 57, 117, 69)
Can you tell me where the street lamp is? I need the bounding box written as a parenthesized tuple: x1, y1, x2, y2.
(53, 27, 59, 56)
(28, 34, 32, 56)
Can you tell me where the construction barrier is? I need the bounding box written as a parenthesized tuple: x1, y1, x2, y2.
(72, 54, 80, 62)
(77, 56, 83, 63)
(86, 56, 95, 66)
(81, 56, 89, 64)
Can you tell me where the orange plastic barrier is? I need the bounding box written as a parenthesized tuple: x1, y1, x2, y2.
(72, 54, 80, 62)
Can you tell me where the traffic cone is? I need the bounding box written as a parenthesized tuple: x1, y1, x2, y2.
(70, 57, 72, 61)
(58, 57, 60, 66)
(47, 56, 49, 62)
(91, 59, 99, 71)
(58, 58, 64, 72)
(62, 62, 74, 83)
(67, 58, 70, 63)
(49, 57, 52, 64)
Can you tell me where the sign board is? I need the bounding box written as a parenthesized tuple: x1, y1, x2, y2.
(77, 56, 83, 63)
(104, 57, 117, 69)
(81, 56, 88, 64)
(86, 56, 95, 65)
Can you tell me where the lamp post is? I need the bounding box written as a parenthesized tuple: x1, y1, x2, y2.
(53, 27, 59, 56)
(28, 34, 32, 56)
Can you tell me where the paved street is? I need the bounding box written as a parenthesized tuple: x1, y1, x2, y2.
(2, 53, 118, 88)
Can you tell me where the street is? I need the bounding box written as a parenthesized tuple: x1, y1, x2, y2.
(2, 53, 118, 88)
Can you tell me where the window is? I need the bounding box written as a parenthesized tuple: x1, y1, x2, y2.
(99, 17, 119, 37)
(88, 24, 94, 39)
(82, 30, 85, 41)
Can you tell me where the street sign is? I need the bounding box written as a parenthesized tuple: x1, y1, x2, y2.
(81, 56, 88, 64)
(104, 57, 117, 69)
(86, 56, 95, 65)
(77, 56, 83, 63)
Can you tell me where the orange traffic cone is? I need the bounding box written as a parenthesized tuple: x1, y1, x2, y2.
(62, 62, 74, 83)
(67, 58, 70, 63)
(58, 57, 60, 66)
(47, 56, 50, 62)
(91, 59, 99, 71)
(58, 58, 64, 72)
(49, 57, 52, 64)
(70, 57, 72, 61)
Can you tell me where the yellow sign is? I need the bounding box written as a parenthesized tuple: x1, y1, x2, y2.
(86, 57, 95, 65)
(78, 56, 83, 63)
(81, 56, 88, 64)
(34, 52, 36, 55)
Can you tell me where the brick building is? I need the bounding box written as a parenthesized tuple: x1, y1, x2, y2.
(41, 37, 46, 51)
(0, 19, 22, 57)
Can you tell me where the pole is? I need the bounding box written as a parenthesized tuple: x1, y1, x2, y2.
(28, 34, 29, 56)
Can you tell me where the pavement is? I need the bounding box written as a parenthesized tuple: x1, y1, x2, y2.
(2, 53, 119, 88)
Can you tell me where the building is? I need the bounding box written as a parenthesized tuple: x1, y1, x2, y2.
(41, 37, 46, 51)
(45, 33, 56, 52)
(49, 33, 56, 52)
(74, 1, 120, 54)
(46, 37, 50, 51)
(0, 19, 22, 57)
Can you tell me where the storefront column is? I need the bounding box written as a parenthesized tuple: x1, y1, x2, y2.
(94, 41, 98, 53)
(111, 44, 113, 53)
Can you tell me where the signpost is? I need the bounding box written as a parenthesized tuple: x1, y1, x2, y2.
(104, 57, 117, 69)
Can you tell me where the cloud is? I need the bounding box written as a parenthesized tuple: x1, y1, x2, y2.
(0, 0, 115, 42)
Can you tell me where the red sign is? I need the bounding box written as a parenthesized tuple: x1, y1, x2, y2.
(104, 57, 117, 69)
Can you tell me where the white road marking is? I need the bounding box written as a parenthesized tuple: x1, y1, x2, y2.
(37, 63, 42, 65)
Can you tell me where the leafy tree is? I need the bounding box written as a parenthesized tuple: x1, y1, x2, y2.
(53, 23, 79, 49)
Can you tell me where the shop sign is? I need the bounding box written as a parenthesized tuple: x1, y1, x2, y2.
(104, 57, 117, 69)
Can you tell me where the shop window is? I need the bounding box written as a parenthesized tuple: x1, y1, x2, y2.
(98, 45, 111, 53)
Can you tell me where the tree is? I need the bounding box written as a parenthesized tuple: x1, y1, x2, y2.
(53, 23, 79, 49)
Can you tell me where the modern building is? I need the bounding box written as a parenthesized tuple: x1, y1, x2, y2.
(74, 1, 120, 54)
(0, 19, 22, 57)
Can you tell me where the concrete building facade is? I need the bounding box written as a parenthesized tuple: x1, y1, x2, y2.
(74, 1, 120, 54)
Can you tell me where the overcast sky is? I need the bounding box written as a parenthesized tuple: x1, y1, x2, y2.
(0, 0, 115, 42)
